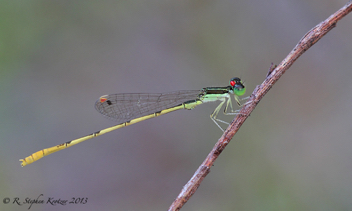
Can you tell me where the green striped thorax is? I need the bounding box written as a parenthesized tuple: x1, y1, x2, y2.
(230, 77, 246, 97)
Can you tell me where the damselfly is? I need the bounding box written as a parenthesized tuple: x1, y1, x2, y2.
(20, 77, 246, 166)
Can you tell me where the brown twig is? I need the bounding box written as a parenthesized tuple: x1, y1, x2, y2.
(168, 1, 352, 211)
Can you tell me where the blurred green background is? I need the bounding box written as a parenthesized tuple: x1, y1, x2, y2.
(1, 1, 352, 210)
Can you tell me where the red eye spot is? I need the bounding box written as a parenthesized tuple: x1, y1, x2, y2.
(230, 80, 236, 87)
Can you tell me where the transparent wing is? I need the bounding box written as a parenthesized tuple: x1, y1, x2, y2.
(95, 90, 202, 124)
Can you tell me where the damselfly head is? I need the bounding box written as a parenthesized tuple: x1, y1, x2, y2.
(230, 77, 246, 96)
